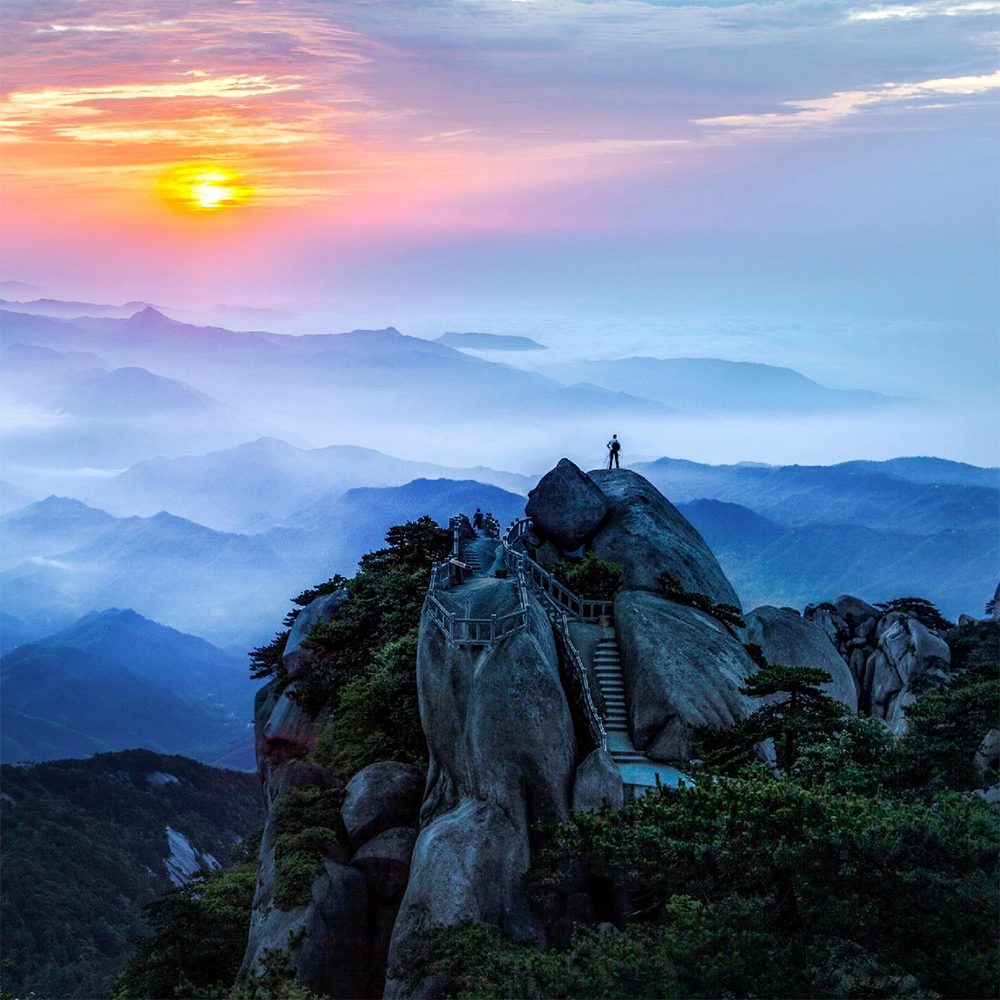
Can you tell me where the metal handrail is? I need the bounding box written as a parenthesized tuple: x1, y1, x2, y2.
(425, 515, 529, 647)
(554, 612, 607, 751)
(503, 519, 609, 753)
(424, 513, 615, 757)
(502, 519, 613, 624)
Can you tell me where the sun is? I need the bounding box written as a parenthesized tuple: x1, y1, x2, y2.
(156, 162, 253, 213)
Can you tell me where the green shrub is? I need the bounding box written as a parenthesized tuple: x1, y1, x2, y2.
(550, 554, 623, 601)
(876, 597, 954, 633)
(658, 572, 745, 632)
(109, 835, 261, 999)
(399, 775, 998, 999)
(272, 787, 345, 910)
(312, 633, 427, 781)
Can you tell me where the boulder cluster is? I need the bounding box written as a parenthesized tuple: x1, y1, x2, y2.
(243, 592, 423, 999)
(805, 595, 950, 732)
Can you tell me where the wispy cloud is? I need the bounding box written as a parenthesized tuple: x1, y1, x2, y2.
(846, 1, 999, 21)
(694, 71, 1000, 132)
(3, 73, 304, 112)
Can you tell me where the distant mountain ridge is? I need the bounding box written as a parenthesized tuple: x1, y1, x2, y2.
(0, 608, 254, 766)
(435, 332, 547, 351)
(632, 456, 998, 535)
(0, 499, 293, 644)
(0, 308, 906, 438)
(595, 454, 996, 617)
(80, 436, 533, 531)
(282, 477, 526, 542)
(570, 356, 902, 414)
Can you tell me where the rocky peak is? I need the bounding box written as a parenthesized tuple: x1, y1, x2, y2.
(242, 461, 950, 999)
(805, 597, 951, 730)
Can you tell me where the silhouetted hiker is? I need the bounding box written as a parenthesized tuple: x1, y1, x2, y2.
(473, 508, 484, 532)
(607, 434, 621, 469)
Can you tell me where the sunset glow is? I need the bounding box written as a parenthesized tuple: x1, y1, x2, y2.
(0, 0, 994, 458)
(156, 163, 253, 213)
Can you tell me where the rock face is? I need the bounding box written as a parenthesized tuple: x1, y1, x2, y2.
(256, 683, 319, 768)
(240, 759, 370, 1000)
(866, 613, 950, 731)
(244, 657, 423, 997)
(572, 748, 623, 813)
(351, 827, 419, 998)
(342, 762, 424, 848)
(744, 606, 857, 711)
(615, 590, 755, 759)
(804, 597, 951, 729)
(589, 469, 740, 607)
(386, 581, 577, 995)
(283, 589, 350, 675)
(525, 458, 608, 551)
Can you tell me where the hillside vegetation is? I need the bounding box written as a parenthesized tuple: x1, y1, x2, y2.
(0, 750, 262, 999)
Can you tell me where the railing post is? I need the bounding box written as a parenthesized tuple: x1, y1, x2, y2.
(490, 613, 497, 645)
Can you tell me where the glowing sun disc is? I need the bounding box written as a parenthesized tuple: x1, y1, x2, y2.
(157, 162, 253, 213)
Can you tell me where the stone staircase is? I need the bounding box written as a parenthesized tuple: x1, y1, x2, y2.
(460, 544, 483, 576)
(592, 637, 647, 766)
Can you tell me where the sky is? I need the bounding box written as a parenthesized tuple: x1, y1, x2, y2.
(1, 0, 998, 462)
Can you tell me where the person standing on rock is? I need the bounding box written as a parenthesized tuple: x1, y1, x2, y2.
(473, 508, 484, 532)
(607, 434, 622, 469)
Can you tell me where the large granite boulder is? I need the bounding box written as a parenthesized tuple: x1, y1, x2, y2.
(242, 858, 368, 999)
(614, 590, 755, 760)
(386, 582, 577, 995)
(341, 761, 424, 848)
(744, 605, 857, 711)
(589, 469, 740, 607)
(525, 458, 608, 551)
(351, 827, 417, 906)
(572, 748, 623, 813)
(865, 612, 951, 732)
(832, 594, 878, 624)
(254, 680, 320, 775)
(283, 589, 350, 675)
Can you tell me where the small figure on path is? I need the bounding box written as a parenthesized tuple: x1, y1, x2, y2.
(473, 508, 484, 532)
(607, 434, 622, 469)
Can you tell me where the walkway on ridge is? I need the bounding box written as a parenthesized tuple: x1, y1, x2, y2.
(441, 518, 687, 794)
